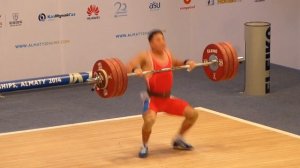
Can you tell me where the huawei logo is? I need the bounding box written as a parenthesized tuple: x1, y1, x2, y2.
(87, 5, 100, 16)
(184, 0, 192, 4)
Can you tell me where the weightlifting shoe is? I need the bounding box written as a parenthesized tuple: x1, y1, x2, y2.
(138, 145, 149, 158)
(173, 138, 193, 150)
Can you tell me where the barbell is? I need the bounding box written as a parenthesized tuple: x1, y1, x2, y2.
(88, 42, 244, 98)
(0, 42, 244, 96)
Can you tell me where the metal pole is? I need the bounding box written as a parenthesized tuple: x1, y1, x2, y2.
(245, 21, 271, 95)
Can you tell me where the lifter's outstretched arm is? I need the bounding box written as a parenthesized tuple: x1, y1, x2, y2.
(127, 52, 147, 76)
(168, 50, 196, 70)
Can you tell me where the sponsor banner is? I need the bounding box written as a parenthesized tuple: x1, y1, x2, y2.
(149, 1, 161, 11)
(114, 2, 128, 17)
(15, 40, 70, 49)
(208, 0, 215, 6)
(86, 4, 100, 20)
(180, 0, 195, 10)
(9, 13, 22, 27)
(265, 26, 271, 93)
(208, 0, 242, 6)
(115, 30, 166, 39)
(0, 72, 92, 93)
(0, 14, 3, 28)
(218, 0, 242, 4)
(0, 0, 187, 80)
(38, 12, 76, 22)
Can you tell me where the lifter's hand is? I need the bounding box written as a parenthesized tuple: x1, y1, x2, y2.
(133, 68, 144, 77)
(186, 60, 196, 72)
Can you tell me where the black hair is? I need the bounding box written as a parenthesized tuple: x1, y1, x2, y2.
(148, 29, 164, 42)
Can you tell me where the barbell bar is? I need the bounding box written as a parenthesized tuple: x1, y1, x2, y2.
(128, 60, 219, 77)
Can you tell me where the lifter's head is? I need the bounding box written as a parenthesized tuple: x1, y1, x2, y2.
(148, 29, 166, 53)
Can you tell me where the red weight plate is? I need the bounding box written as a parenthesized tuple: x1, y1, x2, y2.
(110, 58, 123, 97)
(92, 59, 118, 98)
(224, 42, 239, 79)
(202, 43, 229, 81)
(219, 42, 234, 80)
(113, 58, 128, 96)
(105, 59, 119, 98)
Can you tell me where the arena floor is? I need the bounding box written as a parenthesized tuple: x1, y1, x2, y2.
(1, 64, 300, 167)
(0, 107, 299, 168)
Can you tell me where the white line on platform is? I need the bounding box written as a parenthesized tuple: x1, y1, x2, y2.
(195, 107, 300, 139)
(0, 115, 141, 136)
(0, 107, 299, 139)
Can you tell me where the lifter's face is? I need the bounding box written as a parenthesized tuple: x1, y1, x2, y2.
(150, 33, 166, 53)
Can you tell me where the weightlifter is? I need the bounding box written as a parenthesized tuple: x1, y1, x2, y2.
(127, 30, 199, 158)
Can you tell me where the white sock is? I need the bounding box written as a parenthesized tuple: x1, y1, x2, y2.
(175, 134, 184, 141)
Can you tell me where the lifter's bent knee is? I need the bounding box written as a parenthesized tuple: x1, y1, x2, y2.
(184, 106, 199, 123)
(142, 111, 157, 131)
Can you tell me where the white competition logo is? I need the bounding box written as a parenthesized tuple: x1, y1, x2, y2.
(114, 2, 128, 17)
(9, 13, 22, 27)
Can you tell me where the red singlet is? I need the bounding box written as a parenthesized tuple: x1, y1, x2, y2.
(144, 50, 189, 116)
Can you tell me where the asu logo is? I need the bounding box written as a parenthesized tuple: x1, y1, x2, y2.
(87, 5, 100, 16)
(149, 1, 161, 11)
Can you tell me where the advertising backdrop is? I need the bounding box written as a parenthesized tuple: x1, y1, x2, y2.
(0, 0, 299, 81)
